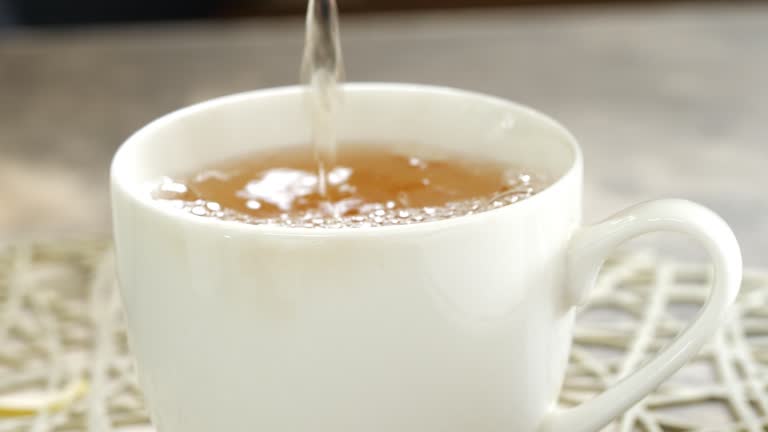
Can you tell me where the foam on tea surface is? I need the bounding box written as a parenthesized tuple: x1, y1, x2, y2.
(151, 145, 549, 228)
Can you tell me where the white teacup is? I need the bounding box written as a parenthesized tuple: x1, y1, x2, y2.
(111, 84, 742, 432)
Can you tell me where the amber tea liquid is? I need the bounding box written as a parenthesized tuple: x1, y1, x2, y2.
(153, 145, 548, 228)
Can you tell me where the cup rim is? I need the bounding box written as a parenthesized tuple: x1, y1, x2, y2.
(111, 82, 583, 237)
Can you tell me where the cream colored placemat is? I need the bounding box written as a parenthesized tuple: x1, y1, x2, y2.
(0, 240, 766, 431)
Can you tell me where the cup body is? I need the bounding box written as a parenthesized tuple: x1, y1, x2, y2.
(111, 84, 583, 432)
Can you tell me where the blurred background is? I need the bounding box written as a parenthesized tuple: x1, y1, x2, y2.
(1, 1, 741, 25)
(0, 0, 765, 263)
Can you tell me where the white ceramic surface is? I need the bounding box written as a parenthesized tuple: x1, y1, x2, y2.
(110, 84, 742, 432)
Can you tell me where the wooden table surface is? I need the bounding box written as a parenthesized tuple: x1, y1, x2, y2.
(0, 2, 765, 264)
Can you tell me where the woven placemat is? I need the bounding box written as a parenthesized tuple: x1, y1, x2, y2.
(0, 240, 766, 431)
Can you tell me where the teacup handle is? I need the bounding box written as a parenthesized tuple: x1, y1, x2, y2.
(539, 199, 742, 432)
